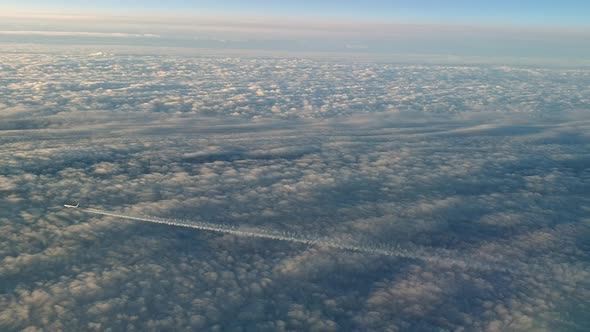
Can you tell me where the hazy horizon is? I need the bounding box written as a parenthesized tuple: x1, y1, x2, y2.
(1, 0, 589, 66)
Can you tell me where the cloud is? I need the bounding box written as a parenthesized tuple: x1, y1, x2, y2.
(0, 50, 589, 331)
(0, 30, 160, 38)
(1, 12, 589, 64)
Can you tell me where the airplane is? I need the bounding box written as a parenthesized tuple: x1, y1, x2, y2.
(64, 203, 80, 208)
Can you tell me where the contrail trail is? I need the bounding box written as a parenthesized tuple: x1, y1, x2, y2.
(74, 207, 511, 273)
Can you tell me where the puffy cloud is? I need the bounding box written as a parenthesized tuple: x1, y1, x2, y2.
(0, 50, 588, 331)
(1, 51, 589, 123)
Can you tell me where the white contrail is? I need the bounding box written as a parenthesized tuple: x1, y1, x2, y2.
(76, 207, 510, 273)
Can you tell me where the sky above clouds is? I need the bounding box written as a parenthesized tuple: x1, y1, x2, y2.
(1, 1, 589, 64)
(4, 0, 590, 26)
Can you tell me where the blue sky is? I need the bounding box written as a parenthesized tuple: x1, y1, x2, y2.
(4, 0, 590, 26)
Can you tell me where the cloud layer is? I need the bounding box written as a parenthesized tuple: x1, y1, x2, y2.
(0, 50, 589, 331)
(1, 12, 590, 64)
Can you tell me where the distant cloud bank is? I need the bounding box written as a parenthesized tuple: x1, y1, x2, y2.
(0, 30, 160, 38)
(0, 12, 589, 65)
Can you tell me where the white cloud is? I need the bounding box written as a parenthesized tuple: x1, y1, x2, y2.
(0, 30, 160, 38)
(0, 51, 588, 331)
(1, 12, 589, 64)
